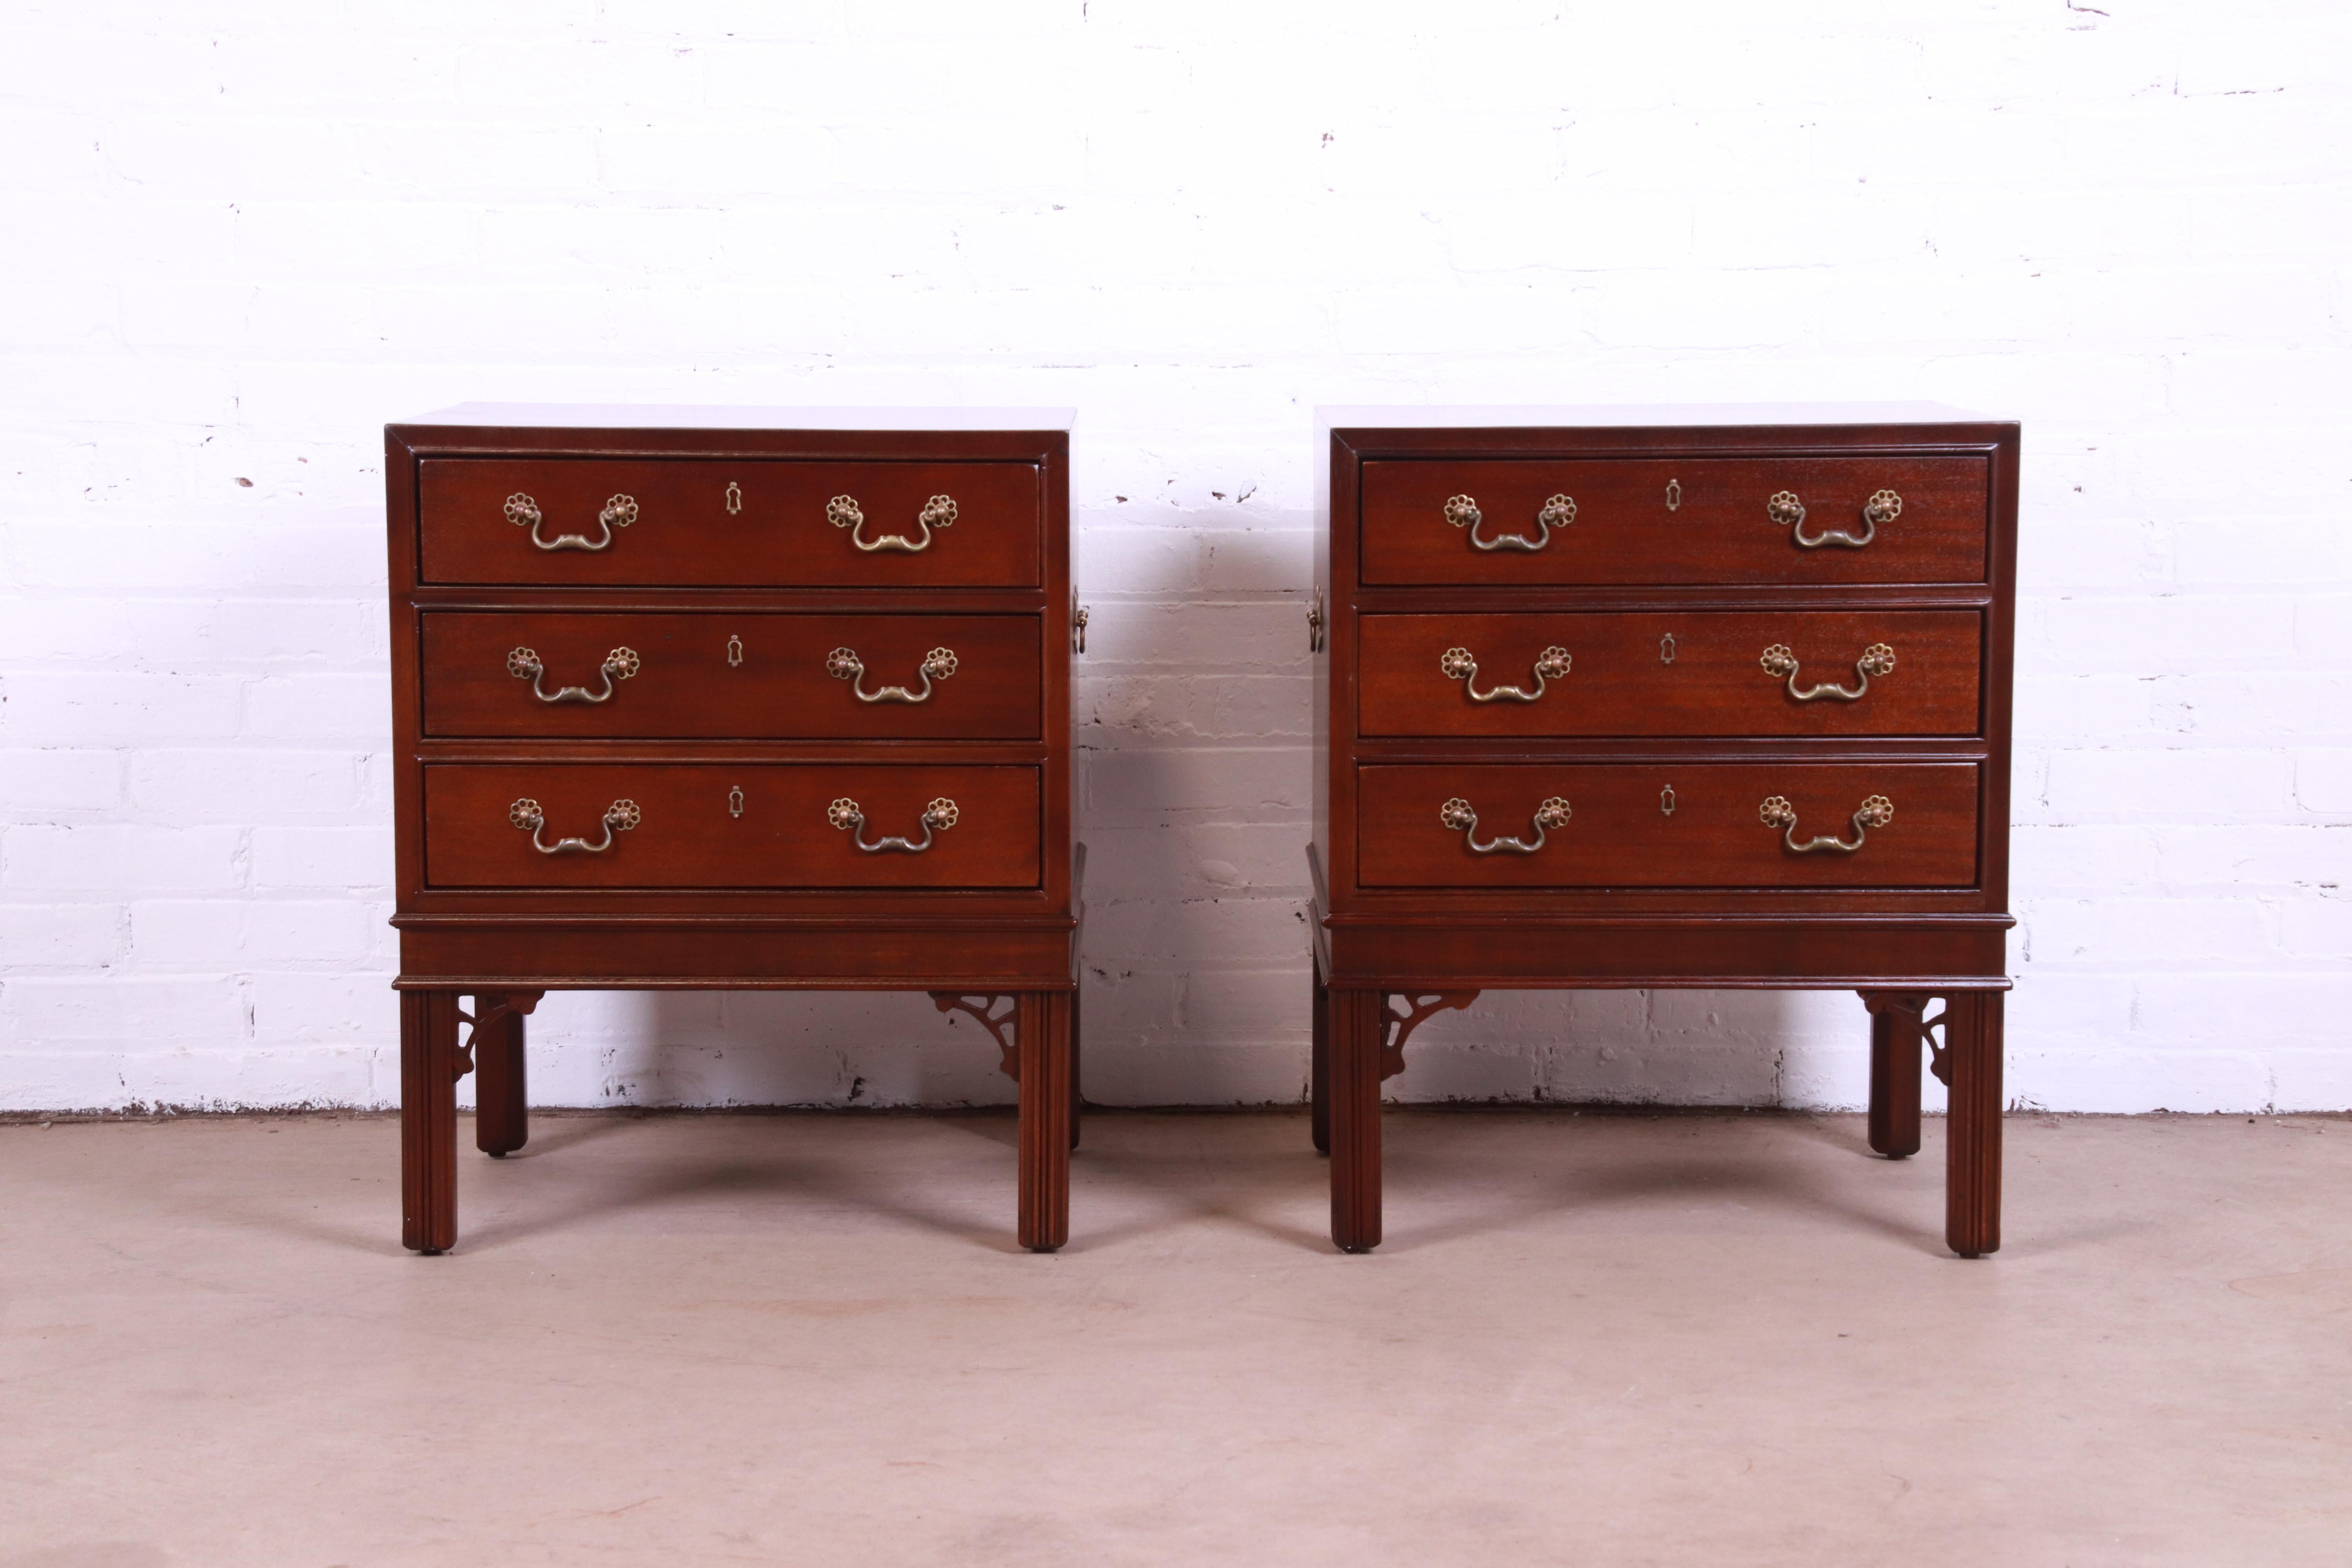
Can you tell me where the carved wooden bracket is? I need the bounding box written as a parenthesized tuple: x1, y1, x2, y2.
(1379, 991, 1478, 1080)
(455, 990, 544, 1083)
(1862, 991, 1950, 1086)
(931, 992, 1019, 1082)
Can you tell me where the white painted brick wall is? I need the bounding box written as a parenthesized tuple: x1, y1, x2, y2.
(3, 0, 2347, 1113)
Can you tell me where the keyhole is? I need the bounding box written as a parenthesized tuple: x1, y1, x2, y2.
(1666, 478, 1681, 512)
(724, 481, 742, 516)
(1660, 632, 1677, 664)
(726, 635, 744, 667)
(1660, 784, 1677, 817)
(728, 786, 744, 819)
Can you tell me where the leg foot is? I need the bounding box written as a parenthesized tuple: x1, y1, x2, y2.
(400, 990, 461, 1254)
(1328, 988, 1384, 1252)
(1016, 990, 1073, 1252)
(1864, 992, 1924, 1159)
(1310, 959, 1330, 1155)
(1945, 991, 2004, 1258)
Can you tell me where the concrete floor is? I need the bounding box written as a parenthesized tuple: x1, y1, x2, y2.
(1, 1109, 2347, 1566)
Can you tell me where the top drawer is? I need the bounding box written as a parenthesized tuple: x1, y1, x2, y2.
(1359, 456, 1989, 586)
(416, 458, 1042, 588)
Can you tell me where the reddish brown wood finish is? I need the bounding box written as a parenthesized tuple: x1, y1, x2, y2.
(418, 457, 1042, 587)
(422, 763, 1043, 890)
(1312, 411, 2016, 1258)
(1361, 454, 1989, 586)
(386, 410, 1080, 1255)
(1357, 761, 1980, 889)
(421, 611, 1043, 739)
(1357, 610, 1980, 738)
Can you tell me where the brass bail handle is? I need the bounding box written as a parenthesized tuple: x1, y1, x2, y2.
(1768, 488, 1900, 550)
(826, 646, 958, 704)
(1759, 793, 1894, 855)
(1439, 644, 1571, 704)
(507, 797, 641, 855)
(1759, 642, 1895, 702)
(506, 645, 641, 704)
(828, 493, 958, 554)
(827, 796, 960, 854)
(1438, 794, 1572, 855)
(1443, 492, 1574, 553)
(506, 492, 637, 552)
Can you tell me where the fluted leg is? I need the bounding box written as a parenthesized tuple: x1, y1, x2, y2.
(400, 989, 461, 1254)
(1068, 979, 1083, 1153)
(1945, 991, 2005, 1258)
(1865, 993, 1924, 1159)
(473, 994, 529, 1158)
(1016, 990, 1073, 1252)
(1310, 960, 1331, 1155)
(1327, 988, 1384, 1252)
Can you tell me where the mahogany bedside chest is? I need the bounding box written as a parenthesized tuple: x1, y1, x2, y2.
(1307, 407, 2017, 1256)
(384, 406, 1082, 1253)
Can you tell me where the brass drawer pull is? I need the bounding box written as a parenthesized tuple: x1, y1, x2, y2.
(1443, 492, 1574, 553)
(1438, 794, 1571, 855)
(508, 797, 640, 855)
(1759, 641, 1895, 702)
(826, 646, 958, 704)
(1439, 644, 1571, 703)
(828, 796, 958, 854)
(505, 645, 640, 704)
(505, 492, 637, 552)
(1767, 488, 1899, 550)
(828, 493, 957, 554)
(1759, 793, 1893, 855)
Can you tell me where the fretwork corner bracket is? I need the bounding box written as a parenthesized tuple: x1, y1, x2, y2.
(931, 992, 1020, 1082)
(452, 990, 544, 1083)
(1379, 991, 1479, 1080)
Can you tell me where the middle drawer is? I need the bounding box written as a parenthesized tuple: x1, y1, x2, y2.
(420, 612, 1042, 739)
(1358, 610, 1980, 738)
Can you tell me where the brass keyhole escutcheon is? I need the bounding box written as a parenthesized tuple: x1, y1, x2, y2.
(1660, 784, 1677, 817)
(726, 635, 744, 668)
(728, 786, 744, 819)
(1666, 478, 1681, 512)
(724, 481, 742, 515)
(1660, 632, 1677, 664)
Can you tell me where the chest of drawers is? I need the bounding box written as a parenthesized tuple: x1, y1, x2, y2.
(384, 407, 1082, 1254)
(1308, 407, 2018, 1256)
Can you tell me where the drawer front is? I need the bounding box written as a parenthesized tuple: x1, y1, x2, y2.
(424, 764, 1041, 889)
(1359, 456, 1988, 585)
(1357, 610, 1980, 738)
(416, 458, 1041, 587)
(420, 612, 1042, 740)
(1357, 762, 1979, 888)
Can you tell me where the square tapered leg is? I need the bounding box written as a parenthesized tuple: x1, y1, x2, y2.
(400, 989, 462, 1254)
(1328, 988, 1385, 1253)
(1016, 990, 1073, 1252)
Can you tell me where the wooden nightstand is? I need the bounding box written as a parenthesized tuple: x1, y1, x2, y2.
(1308, 406, 2017, 1256)
(384, 406, 1083, 1253)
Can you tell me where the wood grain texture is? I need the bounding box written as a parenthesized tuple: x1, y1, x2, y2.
(1357, 761, 1980, 889)
(1361, 454, 1989, 586)
(422, 762, 1042, 890)
(417, 457, 1042, 588)
(421, 610, 1042, 739)
(399, 989, 461, 1254)
(386, 415, 1080, 1252)
(1016, 989, 1072, 1252)
(1358, 609, 1981, 738)
(1327, 988, 1385, 1252)
(1945, 990, 2005, 1257)
(1312, 414, 2016, 1257)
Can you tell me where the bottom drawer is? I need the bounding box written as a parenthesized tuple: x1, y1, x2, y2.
(1358, 762, 1979, 888)
(423, 764, 1041, 889)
